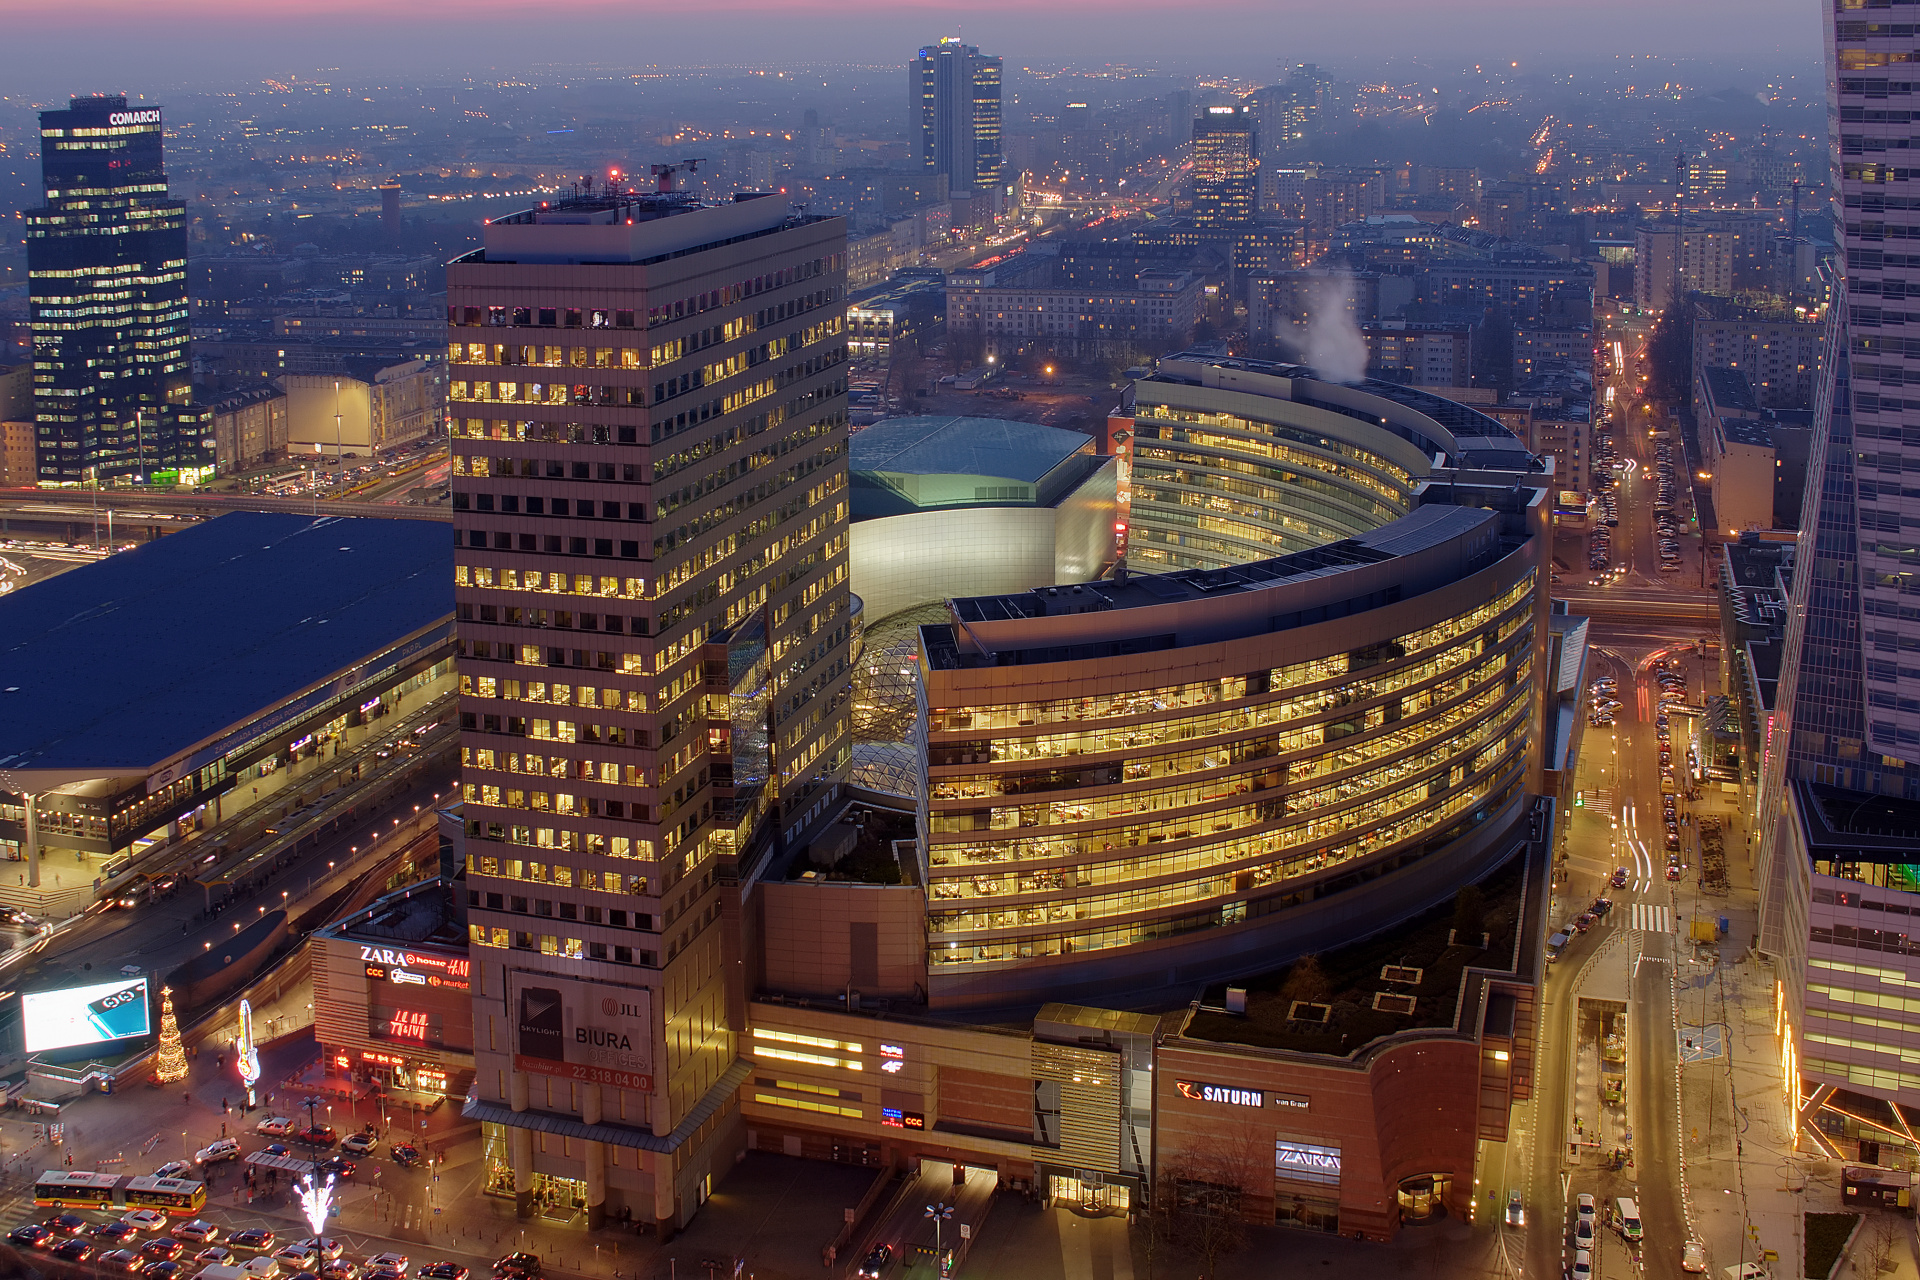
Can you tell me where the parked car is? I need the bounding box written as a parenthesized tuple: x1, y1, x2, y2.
(263, 1144, 291, 1158)
(152, 1162, 193, 1180)
(256, 1116, 295, 1136)
(297, 1126, 338, 1148)
(341, 1133, 379, 1156)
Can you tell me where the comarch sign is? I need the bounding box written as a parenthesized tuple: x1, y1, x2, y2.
(108, 110, 161, 126)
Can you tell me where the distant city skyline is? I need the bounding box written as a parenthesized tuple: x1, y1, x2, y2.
(0, 1, 1823, 94)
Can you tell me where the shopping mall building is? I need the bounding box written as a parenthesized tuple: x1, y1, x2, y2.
(440, 345, 1558, 1239)
(0, 511, 454, 912)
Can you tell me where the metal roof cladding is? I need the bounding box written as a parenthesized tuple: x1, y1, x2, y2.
(850, 415, 1093, 485)
(0, 511, 451, 776)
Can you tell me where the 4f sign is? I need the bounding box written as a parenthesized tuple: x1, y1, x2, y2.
(108, 110, 161, 126)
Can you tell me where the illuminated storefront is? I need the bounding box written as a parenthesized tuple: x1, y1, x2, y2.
(312, 881, 474, 1098)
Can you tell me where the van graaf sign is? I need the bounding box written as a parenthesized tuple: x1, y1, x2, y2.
(512, 972, 652, 1093)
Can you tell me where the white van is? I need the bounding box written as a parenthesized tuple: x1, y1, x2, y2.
(1615, 1196, 1642, 1241)
(200, 1266, 253, 1280)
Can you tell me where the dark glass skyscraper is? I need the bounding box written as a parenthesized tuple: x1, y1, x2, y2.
(910, 38, 1003, 195)
(1191, 105, 1258, 227)
(27, 95, 202, 486)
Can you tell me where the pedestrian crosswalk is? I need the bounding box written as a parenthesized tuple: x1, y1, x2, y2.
(1629, 902, 1672, 933)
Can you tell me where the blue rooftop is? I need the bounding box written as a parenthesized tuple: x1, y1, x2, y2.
(0, 512, 451, 778)
(852, 416, 1094, 485)
(850, 416, 1100, 519)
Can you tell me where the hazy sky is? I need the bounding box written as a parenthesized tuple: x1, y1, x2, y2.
(0, 0, 1822, 94)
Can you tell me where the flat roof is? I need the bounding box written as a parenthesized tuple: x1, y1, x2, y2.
(851, 415, 1093, 484)
(0, 512, 450, 781)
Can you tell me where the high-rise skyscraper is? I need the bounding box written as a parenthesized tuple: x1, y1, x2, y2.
(447, 188, 852, 1230)
(910, 37, 1003, 195)
(1762, 9, 1914, 810)
(26, 96, 201, 486)
(1191, 105, 1259, 227)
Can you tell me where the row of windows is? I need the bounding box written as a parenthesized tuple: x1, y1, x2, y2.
(930, 637, 1514, 807)
(928, 771, 1527, 965)
(468, 926, 656, 967)
(926, 699, 1531, 926)
(927, 576, 1534, 736)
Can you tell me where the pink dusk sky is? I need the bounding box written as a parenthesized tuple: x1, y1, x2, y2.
(0, 0, 1820, 87)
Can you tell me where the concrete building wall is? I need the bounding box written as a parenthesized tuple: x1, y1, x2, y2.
(284, 375, 375, 456)
(1, 420, 34, 487)
(1715, 438, 1778, 533)
(850, 506, 1061, 621)
(755, 880, 927, 999)
(1154, 1034, 1483, 1240)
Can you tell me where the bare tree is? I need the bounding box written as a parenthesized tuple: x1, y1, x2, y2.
(1864, 1212, 1898, 1275)
(1156, 1121, 1269, 1279)
(1282, 954, 1332, 1009)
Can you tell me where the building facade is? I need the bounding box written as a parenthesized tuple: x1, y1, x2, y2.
(1757, 0, 1920, 1155)
(446, 191, 853, 1231)
(26, 96, 204, 485)
(916, 356, 1551, 1009)
(1191, 106, 1258, 228)
(911, 39, 1003, 196)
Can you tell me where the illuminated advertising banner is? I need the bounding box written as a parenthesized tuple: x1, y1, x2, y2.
(511, 971, 652, 1093)
(359, 944, 472, 991)
(23, 977, 151, 1052)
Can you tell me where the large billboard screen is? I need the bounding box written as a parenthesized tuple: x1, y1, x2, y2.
(510, 971, 652, 1093)
(23, 977, 151, 1052)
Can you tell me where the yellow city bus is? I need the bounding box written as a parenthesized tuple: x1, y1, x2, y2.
(34, 1172, 206, 1215)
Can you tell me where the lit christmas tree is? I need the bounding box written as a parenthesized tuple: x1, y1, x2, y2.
(154, 986, 188, 1083)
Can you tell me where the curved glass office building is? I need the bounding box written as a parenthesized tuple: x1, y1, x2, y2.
(916, 354, 1552, 1008)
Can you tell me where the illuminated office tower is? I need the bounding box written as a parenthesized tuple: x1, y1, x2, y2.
(447, 189, 852, 1229)
(26, 95, 202, 486)
(1191, 105, 1259, 227)
(911, 37, 1003, 194)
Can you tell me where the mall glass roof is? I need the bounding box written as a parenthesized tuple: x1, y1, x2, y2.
(851, 416, 1093, 485)
(0, 511, 451, 779)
